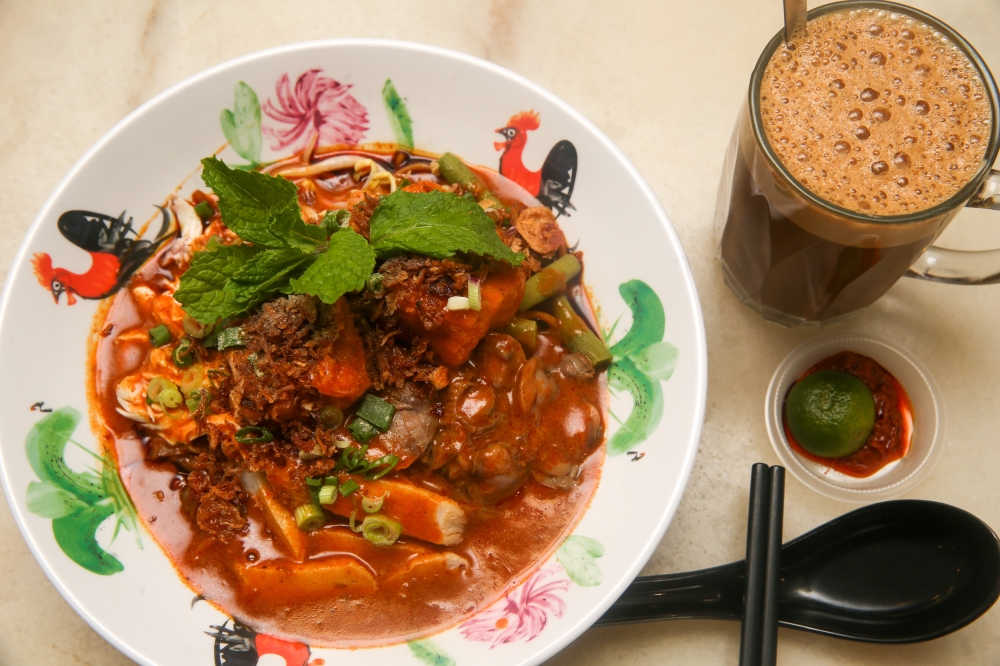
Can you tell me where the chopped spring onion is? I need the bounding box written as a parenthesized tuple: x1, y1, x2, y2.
(294, 503, 325, 531)
(349, 510, 360, 532)
(324, 476, 339, 485)
(467, 276, 482, 311)
(364, 455, 400, 481)
(520, 254, 582, 312)
(318, 484, 338, 505)
(502, 318, 538, 353)
(185, 388, 210, 414)
(361, 515, 402, 546)
(216, 326, 246, 351)
(337, 444, 369, 472)
(172, 337, 196, 368)
(318, 404, 344, 428)
(348, 417, 379, 443)
(147, 377, 183, 409)
(148, 324, 171, 347)
(235, 425, 274, 444)
(298, 444, 324, 461)
(447, 296, 470, 311)
(247, 353, 265, 378)
(362, 492, 389, 514)
(193, 201, 215, 221)
(306, 477, 323, 487)
(356, 394, 396, 431)
(367, 272, 385, 294)
(320, 209, 350, 235)
(552, 296, 613, 368)
(335, 438, 353, 449)
(182, 315, 209, 339)
(339, 478, 360, 496)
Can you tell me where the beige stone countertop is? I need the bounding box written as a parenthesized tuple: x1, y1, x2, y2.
(3, 1, 1000, 664)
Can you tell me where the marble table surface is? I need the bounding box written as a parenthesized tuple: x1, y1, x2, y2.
(3, 1, 1000, 664)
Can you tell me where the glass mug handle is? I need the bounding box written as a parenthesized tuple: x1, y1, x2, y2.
(907, 170, 1000, 284)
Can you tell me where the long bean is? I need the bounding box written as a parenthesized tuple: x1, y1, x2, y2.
(438, 152, 503, 209)
(503, 317, 538, 352)
(520, 254, 582, 312)
(552, 296, 613, 368)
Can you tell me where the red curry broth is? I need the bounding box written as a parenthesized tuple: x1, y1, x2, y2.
(89, 150, 607, 646)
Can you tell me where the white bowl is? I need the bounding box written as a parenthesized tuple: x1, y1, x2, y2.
(765, 333, 946, 502)
(0, 40, 707, 666)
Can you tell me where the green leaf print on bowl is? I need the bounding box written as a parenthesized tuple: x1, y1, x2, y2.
(408, 639, 456, 666)
(382, 79, 414, 149)
(605, 280, 679, 456)
(556, 535, 605, 587)
(220, 81, 263, 166)
(25, 407, 140, 575)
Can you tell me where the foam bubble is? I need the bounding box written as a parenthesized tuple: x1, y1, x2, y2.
(760, 6, 991, 215)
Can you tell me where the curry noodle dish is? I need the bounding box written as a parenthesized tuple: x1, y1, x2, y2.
(90, 146, 609, 646)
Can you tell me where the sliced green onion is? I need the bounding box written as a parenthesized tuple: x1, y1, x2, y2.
(349, 509, 361, 532)
(235, 426, 273, 444)
(306, 477, 323, 487)
(318, 404, 344, 428)
(147, 377, 182, 409)
(467, 276, 482, 311)
(185, 388, 210, 414)
(318, 484, 338, 505)
(361, 515, 402, 546)
(552, 296, 613, 368)
(348, 418, 379, 443)
(321, 209, 350, 236)
(172, 337, 196, 368)
(503, 318, 538, 353)
(364, 455, 399, 481)
(520, 254, 582, 312)
(324, 476, 339, 485)
(337, 444, 369, 472)
(298, 444, 324, 461)
(362, 492, 388, 514)
(447, 296, 470, 311)
(216, 326, 246, 351)
(335, 438, 353, 449)
(367, 272, 385, 294)
(339, 478, 360, 496)
(149, 324, 171, 347)
(355, 394, 396, 431)
(193, 201, 214, 221)
(182, 315, 209, 339)
(247, 352, 265, 378)
(294, 503, 325, 531)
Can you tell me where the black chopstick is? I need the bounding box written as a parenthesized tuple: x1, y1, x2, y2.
(739, 463, 771, 666)
(761, 466, 785, 666)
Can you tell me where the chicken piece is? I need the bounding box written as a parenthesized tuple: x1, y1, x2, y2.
(235, 555, 377, 598)
(324, 477, 466, 546)
(151, 293, 187, 338)
(513, 206, 565, 255)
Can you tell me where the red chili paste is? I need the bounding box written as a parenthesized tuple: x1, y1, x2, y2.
(783, 351, 913, 478)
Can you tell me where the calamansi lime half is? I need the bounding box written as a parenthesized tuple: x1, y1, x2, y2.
(785, 370, 875, 458)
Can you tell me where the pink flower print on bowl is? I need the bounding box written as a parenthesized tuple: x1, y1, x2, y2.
(262, 69, 369, 152)
(460, 566, 570, 647)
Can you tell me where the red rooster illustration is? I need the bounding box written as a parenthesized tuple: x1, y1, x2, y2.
(495, 110, 578, 216)
(32, 207, 172, 305)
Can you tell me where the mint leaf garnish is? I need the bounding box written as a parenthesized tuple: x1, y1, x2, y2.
(174, 244, 260, 323)
(228, 248, 312, 310)
(200, 157, 298, 248)
(368, 190, 523, 265)
(288, 229, 375, 304)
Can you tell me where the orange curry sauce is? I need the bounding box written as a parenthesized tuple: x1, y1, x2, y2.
(88, 147, 607, 647)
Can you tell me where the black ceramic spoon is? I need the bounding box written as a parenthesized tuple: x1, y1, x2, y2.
(597, 500, 1000, 642)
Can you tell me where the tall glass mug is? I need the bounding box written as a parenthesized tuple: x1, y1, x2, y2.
(716, 1, 1000, 326)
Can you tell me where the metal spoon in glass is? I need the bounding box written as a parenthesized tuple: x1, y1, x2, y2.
(784, 0, 806, 41)
(598, 500, 1000, 643)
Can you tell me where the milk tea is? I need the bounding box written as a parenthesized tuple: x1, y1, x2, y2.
(718, 7, 994, 324)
